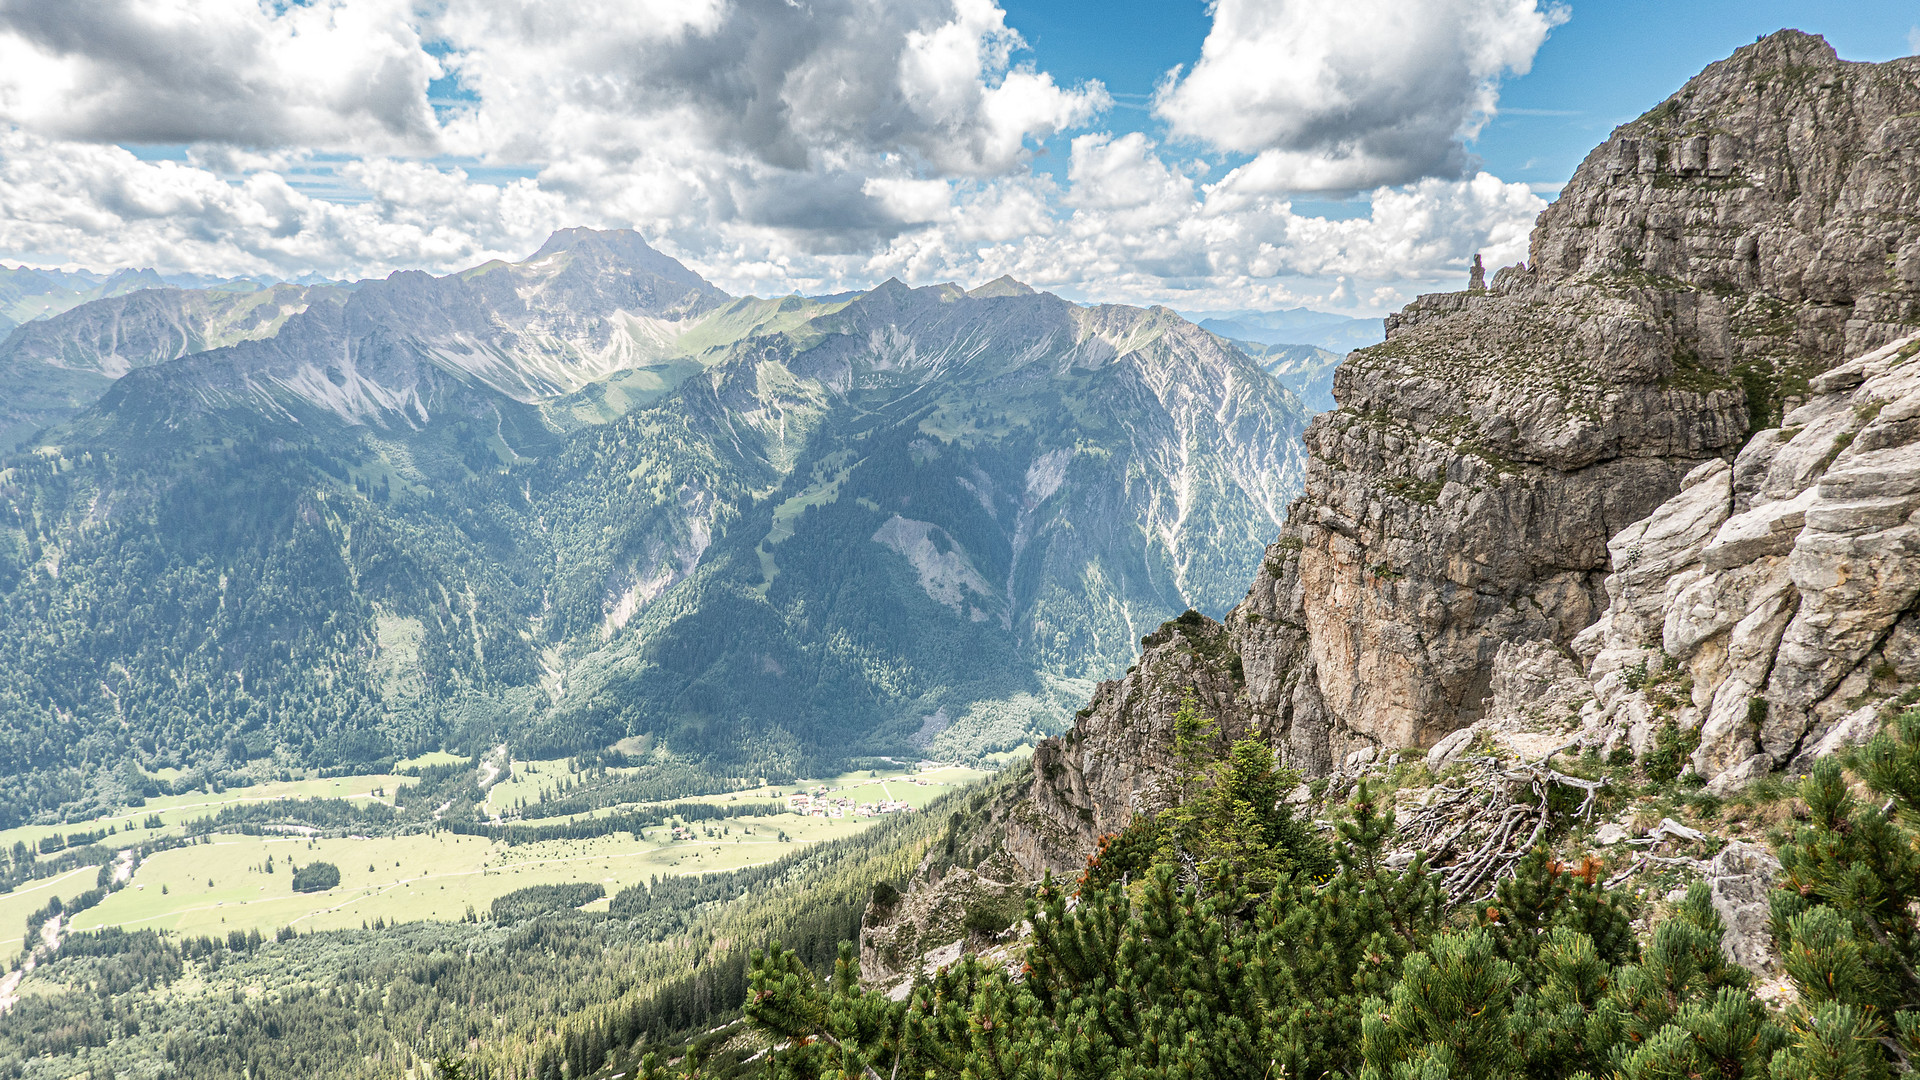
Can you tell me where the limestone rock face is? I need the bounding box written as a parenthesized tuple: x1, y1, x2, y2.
(1532, 32, 1920, 368)
(1241, 31, 1920, 769)
(859, 867, 1026, 986)
(1426, 639, 1594, 771)
(1705, 841, 1784, 979)
(1577, 331, 1920, 787)
(1004, 613, 1254, 879)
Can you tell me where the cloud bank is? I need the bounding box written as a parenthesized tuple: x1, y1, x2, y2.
(1156, 0, 1566, 192)
(0, 0, 1563, 313)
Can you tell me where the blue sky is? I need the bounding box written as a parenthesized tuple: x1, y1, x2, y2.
(998, 0, 1919, 194)
(0, 0, 1913, 314)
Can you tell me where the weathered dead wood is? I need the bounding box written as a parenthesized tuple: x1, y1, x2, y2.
(1385, 756, 1610, 904)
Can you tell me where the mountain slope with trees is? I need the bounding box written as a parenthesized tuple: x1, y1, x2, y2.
(0, 231, 1309, 825)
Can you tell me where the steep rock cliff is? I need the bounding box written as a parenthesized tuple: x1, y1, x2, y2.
(863, 35, 1920, 940)
(1575, 331, 1920, 790)
(1259, 31, 1920, 766)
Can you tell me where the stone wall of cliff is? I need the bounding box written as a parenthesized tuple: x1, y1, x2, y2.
(1258, 31, 1920, 769)
(1575, 330, 1920, 791)
(861, 35, 1920, 965)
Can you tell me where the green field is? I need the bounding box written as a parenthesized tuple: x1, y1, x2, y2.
(0, 865, 97, 952)
(0, 773, 404, 857)
(6, 761, 991, 947)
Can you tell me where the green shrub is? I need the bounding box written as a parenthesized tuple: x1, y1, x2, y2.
(1080, 813, 1166, 892)
(290, 862, 341, 893)
(1643, 718, 1700, 784)
(960, 894, 1024, 937)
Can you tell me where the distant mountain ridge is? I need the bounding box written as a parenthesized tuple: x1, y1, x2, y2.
(0, 229, 1310, 825)
(1223, 341, 1344, 412)
(1182, 307, 1378, 412)
(0, 282, 349, 447)
(0, 263, 296, 333)
(1185, 307, 1384, 354)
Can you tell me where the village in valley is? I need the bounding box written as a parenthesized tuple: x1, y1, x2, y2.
(779, 778, 925, 819)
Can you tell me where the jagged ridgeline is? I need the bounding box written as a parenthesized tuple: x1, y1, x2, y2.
(1183, 29, 1920, 779)
(0, 229, 1308, 823)
(843, 30, 1920, 1061)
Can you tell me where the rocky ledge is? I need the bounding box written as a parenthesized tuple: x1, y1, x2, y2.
(859, 31, 1920, 980)
(1575, 331, 1920, 789)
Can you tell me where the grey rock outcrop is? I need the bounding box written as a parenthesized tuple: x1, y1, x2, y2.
(860, 866, 1025, 986)
(1004, 613, 1255, 879)
(916, 31, 1920, 891)
(1425, 639, 1594, 771)
(1704, 841, 1784, 980)
(1576, 331, 1920, 787)
(1256, 32, 1920, 767)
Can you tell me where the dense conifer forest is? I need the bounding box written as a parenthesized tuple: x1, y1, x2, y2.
(736, 709, 1920, 1080)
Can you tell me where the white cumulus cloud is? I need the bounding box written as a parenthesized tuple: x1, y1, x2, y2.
(0, 0, 1561, 314)
(0, 130, 568, 278)
(1155, 0, 1565, 191)
(0, 0, 443, 152)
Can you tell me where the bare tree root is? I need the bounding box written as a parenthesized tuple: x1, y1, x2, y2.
(1383, 754, 1608, 904)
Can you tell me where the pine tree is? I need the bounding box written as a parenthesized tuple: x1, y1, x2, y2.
(1606, 882, 1754, 1054)
(1511, 926, 1618, 1080)
(1359, 929, 1524, 1080)
(1153, 694, 1329, 893)
(1481, 848, 1637, 984)
(1259, 780, 1447, 1079)
(1771, 711, 1920, 1073)
(1614, 985, 1782, 1080)
(1770, 1002, 1894, 1080)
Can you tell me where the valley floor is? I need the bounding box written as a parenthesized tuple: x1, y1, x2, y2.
(0, 759, 993, 950)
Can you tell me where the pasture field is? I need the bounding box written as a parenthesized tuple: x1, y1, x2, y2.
(9, 761, 993, 945)
(483, 758, 988, 821)
(0, 865, 98, 952)
(0, 773, 404, 857)
(395, 750, 468, 771)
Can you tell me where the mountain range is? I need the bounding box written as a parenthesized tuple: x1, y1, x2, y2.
(1187, 307, 1383, 352)
(0, 263, 294, 332)
(0, 229, 1310, 824)
(1186, 308, 1382, 413)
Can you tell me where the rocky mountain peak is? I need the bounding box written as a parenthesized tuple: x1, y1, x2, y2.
(518, 228, 729, 316)
(529, 226, 670, 266)
(1002, 31, 1920, 820)
(1524, 29, 1920, 374)
(966, 275, 1036, 299)
(97, 268, 168, 293)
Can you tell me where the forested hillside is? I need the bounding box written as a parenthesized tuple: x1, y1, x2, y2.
(746, 719, 1920, 1080)
(0, 231, 1309, 825)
